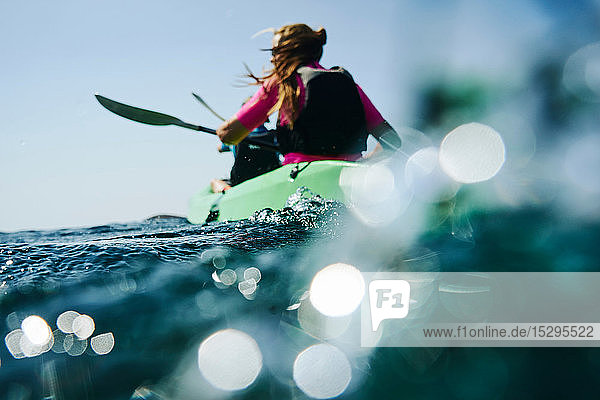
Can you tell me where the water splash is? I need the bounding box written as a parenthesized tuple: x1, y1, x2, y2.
(249, 186, 347, 229)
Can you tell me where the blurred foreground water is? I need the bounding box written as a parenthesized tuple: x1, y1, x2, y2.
(3, 4, 600, 397)
(1, 178, 600, 399)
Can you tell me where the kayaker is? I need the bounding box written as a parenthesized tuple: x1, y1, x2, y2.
(216, 23, 402, 165)
(210, 121, 281, 193)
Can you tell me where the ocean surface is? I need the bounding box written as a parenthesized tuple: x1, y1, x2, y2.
(1, 191, 599, 399)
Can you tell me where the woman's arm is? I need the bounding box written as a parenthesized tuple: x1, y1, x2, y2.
(370, 121, 402, 151)
(355, 85, 402, 153)
(217, 118, 250, 145)
(218, 81, 278, 145)
(364, 122, 402, 159)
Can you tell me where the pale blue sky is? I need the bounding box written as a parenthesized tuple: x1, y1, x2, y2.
(0, 0, 583, 231)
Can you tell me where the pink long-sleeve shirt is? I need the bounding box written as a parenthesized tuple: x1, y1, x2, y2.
(235, 62, 384, 165)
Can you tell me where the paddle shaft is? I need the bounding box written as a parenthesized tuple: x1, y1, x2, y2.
(176, 121, 216, 134)
(95, 94, 279, 152)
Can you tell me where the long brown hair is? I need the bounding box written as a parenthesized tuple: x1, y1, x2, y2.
(249, 24, 327, 127)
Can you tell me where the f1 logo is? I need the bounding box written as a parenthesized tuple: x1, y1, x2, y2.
(369, 280, 411, 331)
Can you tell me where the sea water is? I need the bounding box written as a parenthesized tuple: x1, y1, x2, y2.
(1, 189, 599, 399)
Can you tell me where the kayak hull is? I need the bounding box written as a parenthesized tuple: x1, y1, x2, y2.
(188, 160, 362, 223)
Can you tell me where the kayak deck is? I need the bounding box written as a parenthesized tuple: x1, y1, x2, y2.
(188, 160, 362, 223)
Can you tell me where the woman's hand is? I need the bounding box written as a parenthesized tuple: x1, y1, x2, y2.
(363, 143, 383, 159)
(217, 118, 250, 145)
(210, 179, 232, 193)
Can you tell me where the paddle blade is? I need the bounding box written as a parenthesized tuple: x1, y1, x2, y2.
(192, 92, 226, 121)
(95, 94, 184, 127)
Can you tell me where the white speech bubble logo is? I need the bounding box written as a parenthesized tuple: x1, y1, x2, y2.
(369, 280, 411, 331)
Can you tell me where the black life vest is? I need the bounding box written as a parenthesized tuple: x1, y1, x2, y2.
(275, 66, 368, 155)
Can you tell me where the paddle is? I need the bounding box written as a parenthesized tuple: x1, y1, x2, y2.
(95, 94, 215, 133)
(191, 92, 226, 122)
(95, 94, 279, 152)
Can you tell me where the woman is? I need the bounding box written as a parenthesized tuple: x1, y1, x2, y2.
(217, 23, 401, 166)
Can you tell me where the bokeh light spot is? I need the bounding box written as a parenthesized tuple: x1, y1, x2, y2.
(73, 315, 95, 340)
(212, 256, 226, 269)
(6, 312, 21, 331)
(63, 334, 74, 352)
(57, 310, 80, 334)
(197, 329, 262, 391)
(363, 164, 396, 203)
(563, 42, 600, 101)
(200, 248, 229, 269)
(405, 146, 459, 202)
(298, 298, 352, 339)
(21, 315, 51, 346)
(243, 267, 261, 283)
(211, 270, 222, 283)
(439, 123, 505, 183)
(238, 279, 257, 297)
(394, 126, 433, 157)
(51, 329, 67, 354)
(585, 58, 600, 93)
(339, 161, 412, 226)
(293, 344, 351, 399)
(219, 269, 237, 286)
(66, 336, 88, 356)
(5, 330, 26, 359)
(564, 135, 600, 193)
(91, 332, 115, 355)
(20, 331, 54, 357)
(309, 263, 365, 317)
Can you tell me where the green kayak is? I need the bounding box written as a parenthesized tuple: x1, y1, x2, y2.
(188, 160, 365, 223)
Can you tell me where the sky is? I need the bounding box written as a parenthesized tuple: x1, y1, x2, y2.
(0, 0, 595, 232)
